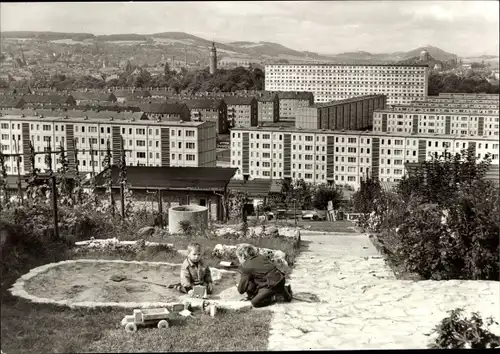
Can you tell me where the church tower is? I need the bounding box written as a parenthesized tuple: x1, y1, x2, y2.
(209, 41, 217, 75)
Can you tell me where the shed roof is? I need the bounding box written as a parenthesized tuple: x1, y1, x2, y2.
(227, 178, 283, 197)
(93, 166, 237, 191)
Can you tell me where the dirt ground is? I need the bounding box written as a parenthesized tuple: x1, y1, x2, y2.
(23, 261, 240, 304)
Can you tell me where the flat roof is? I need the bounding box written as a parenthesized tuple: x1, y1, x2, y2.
(230, 127, 499, 140)
(374, 108, 498, 116)
(0, 114, 210, 127)
(309, 95, 386, 108)
(265, 63, 429, 68)
(93, 166, 237, 191)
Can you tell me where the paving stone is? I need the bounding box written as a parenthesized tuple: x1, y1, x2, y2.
(266, 231, 500, 350)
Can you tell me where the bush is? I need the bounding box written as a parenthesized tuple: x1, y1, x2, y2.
(428, 308, 500, 349)
(178, 220, 194, 237)
(385, 181, 499, 280)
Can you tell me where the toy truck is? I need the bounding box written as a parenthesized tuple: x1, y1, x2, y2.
(191, 285, 208, 299)
(121, 302, 191, 332)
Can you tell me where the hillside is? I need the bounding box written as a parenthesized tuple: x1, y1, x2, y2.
(328, 45, 458, 64)
(401, 45, 457, 62)
(1, 31, 460, 65)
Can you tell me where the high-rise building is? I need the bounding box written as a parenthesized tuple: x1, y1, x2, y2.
(265, 64, 428, 105)
(209, 42, 217, 75)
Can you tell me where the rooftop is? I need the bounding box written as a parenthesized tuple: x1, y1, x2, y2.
(137, 102, 187, 114)
(0, 111, 209, 127)
(227, 178, 283, 197)
(222, 96, 256, 105)
(265, 63, 429, 68)
(230, 126, 499, 140)
(179, 99, 225, 110)
(93, 166, 237, 191)
(309, 95, 386, 108)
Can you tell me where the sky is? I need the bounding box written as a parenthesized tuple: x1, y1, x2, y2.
(1, 1, 499, 57)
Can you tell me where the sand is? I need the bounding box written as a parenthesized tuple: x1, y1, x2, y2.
(23, 261, 239, 304)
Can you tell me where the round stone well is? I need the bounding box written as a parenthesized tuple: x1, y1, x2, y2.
(168, 205, 208, 234)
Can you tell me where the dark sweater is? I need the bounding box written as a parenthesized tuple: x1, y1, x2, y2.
(237, 255, 285, 294)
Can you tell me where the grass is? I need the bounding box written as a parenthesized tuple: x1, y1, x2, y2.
(1, 295, 272, 353)
(1, 218, 294, 353)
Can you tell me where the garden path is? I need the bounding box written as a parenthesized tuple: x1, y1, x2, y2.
(265, 230, 500, 350)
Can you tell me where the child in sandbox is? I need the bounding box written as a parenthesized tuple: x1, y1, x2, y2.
(235, 243, 293, 308)
(169, 242, 214, 295)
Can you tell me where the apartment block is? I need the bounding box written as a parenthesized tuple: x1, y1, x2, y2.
(0, 111, 216, 176)
(275, 91, 314, 119)
(265, 64, 428, 105)
(373, 110, 499, 137)
(295, 95, 386, 130)
(405, 102, 499, 115)
(437, 93, 500, 100)
(257, 93, 279, 123)
(223, 96, 258, 128)
(179, 99, 228, 134)
(229, 127, 499, 189)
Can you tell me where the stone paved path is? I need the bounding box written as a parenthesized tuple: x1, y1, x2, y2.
(266, 230, 500, 350)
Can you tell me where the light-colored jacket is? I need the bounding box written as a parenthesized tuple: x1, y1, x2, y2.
(180, 258, 212, 288)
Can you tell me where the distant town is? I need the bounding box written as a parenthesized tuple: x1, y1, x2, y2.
(1, 31, 499, 191)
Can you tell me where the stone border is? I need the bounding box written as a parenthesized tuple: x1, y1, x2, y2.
(9, 259, 252, 311)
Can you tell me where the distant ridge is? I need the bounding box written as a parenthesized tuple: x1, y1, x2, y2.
(1, 31, 460, 64)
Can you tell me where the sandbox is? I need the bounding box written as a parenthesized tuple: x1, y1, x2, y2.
(10, 260, 250, 310)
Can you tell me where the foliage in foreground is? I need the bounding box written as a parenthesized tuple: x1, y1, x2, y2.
(428, 308, 500, 349)
(353, 149, 499, 281)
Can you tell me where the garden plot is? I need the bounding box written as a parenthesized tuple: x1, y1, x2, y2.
(14, 260, 242, 307)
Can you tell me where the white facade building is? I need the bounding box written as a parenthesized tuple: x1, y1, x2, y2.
(265, 64, 429, 105)
(0, 112, 216, 176)
(230, 127, 499, 189)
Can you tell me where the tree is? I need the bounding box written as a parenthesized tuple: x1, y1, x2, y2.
(352, 177, 382, 214)
(396, 148, 492, 207)
(228, 190, 250, 222)
(312, 184, 343, 210)
(72, 139, 84, 204)
(57, 143, 72, 205)
(0, 151, 8, 210)
(102, 139, 115, 216)
(44, 140, 53, 174)
(285, 178, 313, 210)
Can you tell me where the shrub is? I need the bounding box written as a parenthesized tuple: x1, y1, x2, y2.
(178, 220, 194, 237)
(428, 308, 500, 349)
(385, 181, 499, 280)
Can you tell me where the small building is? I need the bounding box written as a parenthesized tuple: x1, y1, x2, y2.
(223, 96, 258, 128)
(113, 89, 151, 103)
(137, 102, 191, 121)
(181, 99, 228, 134)
(92, 166, 237, 221)
(21, 94, 76, 108)
(257, 92, 279, 123)
(70, 91, 117, 105)
(0, 97, 25, 109)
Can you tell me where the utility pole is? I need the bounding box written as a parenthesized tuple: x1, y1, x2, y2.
(293, 198, 297, 226)
(157, 189, 163, 228)
(46, 138, 59, 240)
(51, 174, 59, 240)
(14, 138, 23, 202)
